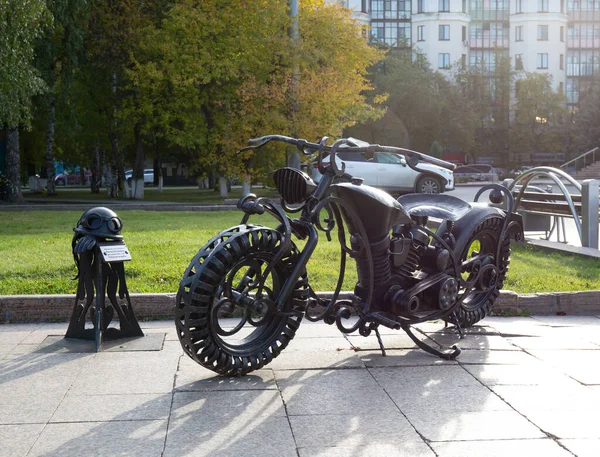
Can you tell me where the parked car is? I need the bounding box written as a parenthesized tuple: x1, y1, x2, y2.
(125, 168, 154, 186)
(311, 142, 454, 195)
(55, 171, 91, 186)
(453, 164, 502, 182)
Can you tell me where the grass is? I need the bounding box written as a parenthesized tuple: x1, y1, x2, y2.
(1, 210, 599, 295)
(23, 187, 279, 204)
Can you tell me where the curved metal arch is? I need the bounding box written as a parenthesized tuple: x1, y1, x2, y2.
(507, 167, 582, 243)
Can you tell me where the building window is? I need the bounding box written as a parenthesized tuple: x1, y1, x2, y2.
(361, 0, 368, 13)
(439, 0, 450, 12)
(537, 53, 548, 69)
(461, 54, 467, 68)
(462, 25, 467, 41)
(559, 81, 564, 94)
(537, 25, 548, 41)
(439, 24, 450, 40)
(463, 0, 467, 13)
(538, 0, 548, 12)
(561, 0, 565, 13)
(418, 0, 424, 13)
(560, 54, 564, 70)
(417, 25, 425, 41)
(560, 26, 564, 42)
(515, 25, 523, 41)
(515, 54, 523, 70)
(516, 0, 522, 13)
(438, 53, 451, 69)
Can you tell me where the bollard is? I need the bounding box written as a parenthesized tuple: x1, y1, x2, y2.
(581, 179, 599, 249)
(65, 207, 144, 351)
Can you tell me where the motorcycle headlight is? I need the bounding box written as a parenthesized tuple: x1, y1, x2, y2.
(273, 168, 317, 205)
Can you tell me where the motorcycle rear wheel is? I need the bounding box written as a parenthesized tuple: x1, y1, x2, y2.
(451, 216, 510, 327)
(176, 226, 308, 376)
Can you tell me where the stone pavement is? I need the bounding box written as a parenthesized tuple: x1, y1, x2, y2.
(1, 316, 600, 457)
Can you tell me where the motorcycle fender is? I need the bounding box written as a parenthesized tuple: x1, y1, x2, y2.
(435, 203, 507, 256)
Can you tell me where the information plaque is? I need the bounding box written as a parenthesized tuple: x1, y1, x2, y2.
(98, 242, 132, 262)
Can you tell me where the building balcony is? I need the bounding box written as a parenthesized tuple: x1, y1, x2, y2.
(567, 38, 600, 49)
(567, 63, 600, 77)
(469, 37, 509, 48)
(470, 10, 509, 21)
(569, 11, 600, 22)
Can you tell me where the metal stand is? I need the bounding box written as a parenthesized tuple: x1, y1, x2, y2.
(65, 241, 144, 351)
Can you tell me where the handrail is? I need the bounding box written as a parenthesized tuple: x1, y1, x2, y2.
(560, 146, 598, 169)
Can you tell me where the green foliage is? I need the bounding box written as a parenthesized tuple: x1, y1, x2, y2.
(362, 49, 476, 153)
(0, 0, 51, 127)
(570, 82, 600, 153)
(510, 72, 567, 154)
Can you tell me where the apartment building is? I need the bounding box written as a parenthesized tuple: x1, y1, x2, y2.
(340, 0, 600, 111)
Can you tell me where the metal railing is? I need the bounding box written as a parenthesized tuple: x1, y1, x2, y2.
(504, 167, 599, 249)
(560, 147, 599, 173)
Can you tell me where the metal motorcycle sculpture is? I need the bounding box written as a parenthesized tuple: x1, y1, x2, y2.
(176, 135, 523, 376)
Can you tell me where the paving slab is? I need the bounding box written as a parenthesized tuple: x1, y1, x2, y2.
(175, 358, 276, 391)
(165, 390, 293, 457)
(297, 441, 436, 457)
(524, 410, 600, 439)
(267, 348, 365, 370)
(50, 392, 172, 422)
(492, 385, 600, 412)
(69, 351, 180, 395)
(275, 368, 397, 416)
(406, 410, 545, 441)
(456, 349, 540, 365)
(431, 439, 573, 457)
(358, 349, 458, 367)
(464, 363, 581, 386)
(528, 349, 600, 384)
(0, 424, 45, 457)
(28, 420, 168, 457)
(560, 439, 600, 457)
(289, 411, 420, 449)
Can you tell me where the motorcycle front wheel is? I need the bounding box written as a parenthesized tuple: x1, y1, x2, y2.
(175, 226, 308, 376)
(452, 216, 510, 327)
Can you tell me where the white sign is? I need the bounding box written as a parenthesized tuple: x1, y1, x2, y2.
(98, 242, 132, 262)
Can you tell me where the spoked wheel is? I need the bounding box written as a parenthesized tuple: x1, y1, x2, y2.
(176, 226, 309, 376)
(451, 216, 510, 327)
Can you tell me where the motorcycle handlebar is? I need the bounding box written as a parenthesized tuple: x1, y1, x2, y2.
(240, 135, 456, 171)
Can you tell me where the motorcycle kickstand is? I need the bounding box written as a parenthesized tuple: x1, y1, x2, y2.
(401, 323, 461, 361)
(374, 327, 386, 357)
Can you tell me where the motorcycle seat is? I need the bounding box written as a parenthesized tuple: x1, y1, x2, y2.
(397, 194, 472, 222)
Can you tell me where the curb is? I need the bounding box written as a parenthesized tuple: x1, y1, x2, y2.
(2, 290, 600, 324)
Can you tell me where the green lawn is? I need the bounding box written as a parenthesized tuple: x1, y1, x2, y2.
(24, 187, 279, 204)
(1, 210, 599, 295)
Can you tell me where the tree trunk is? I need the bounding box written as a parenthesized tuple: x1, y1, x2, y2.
(5, 126, 23, 203)
(91, 146, 100, 193)
(219, 176, 228, 199)
(242, 174, 251, 195)
(45, 95, 56, 196)
(153, 155, 163, 192)
(131, 122, 144, 200)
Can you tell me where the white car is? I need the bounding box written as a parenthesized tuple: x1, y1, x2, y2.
(311, 145, 454, 195)
(125, 168, 154, 186)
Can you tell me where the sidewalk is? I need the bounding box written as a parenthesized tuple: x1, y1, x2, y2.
(1, 316, 599, 457)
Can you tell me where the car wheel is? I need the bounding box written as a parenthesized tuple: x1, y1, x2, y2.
(416, 176, 441, 194)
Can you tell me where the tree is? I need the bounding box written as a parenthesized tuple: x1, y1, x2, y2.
(35, 0, 89, 196)
(454, 49, 514, 162)
(570, 82, 600, 154)
(130, 0, 383, 195)
(510, 72, 567, 154)
(0, 0, 50, 202)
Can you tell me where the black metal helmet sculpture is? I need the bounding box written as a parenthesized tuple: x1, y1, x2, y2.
(74, 207, 123, 240)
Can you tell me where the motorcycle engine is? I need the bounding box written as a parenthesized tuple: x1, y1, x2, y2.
(388, 225, 458, 317)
